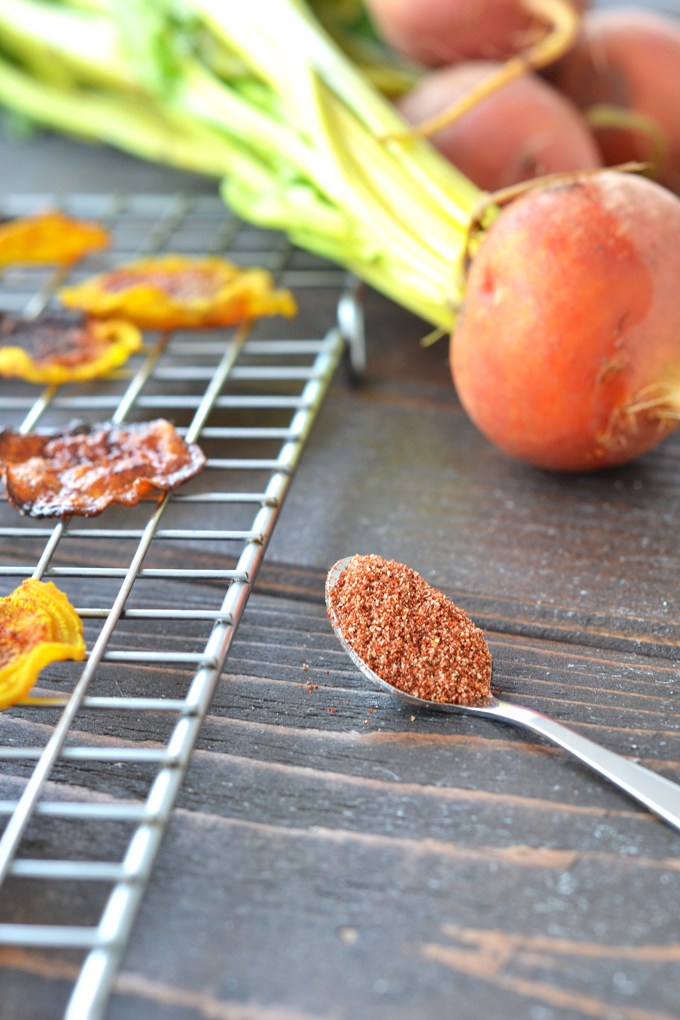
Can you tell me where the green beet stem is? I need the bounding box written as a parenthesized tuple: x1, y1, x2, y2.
(0, 0, 489, 326)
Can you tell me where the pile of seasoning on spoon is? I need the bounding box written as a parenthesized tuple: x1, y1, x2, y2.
(328, 554, 492, 705)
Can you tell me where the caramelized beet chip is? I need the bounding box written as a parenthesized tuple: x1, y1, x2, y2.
(0, 419, 206, 517)
(59, 254, 297, 329)
(0, 311, 141, 384)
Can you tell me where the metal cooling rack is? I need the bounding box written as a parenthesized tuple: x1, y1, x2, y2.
(0, 193, 362, 1018)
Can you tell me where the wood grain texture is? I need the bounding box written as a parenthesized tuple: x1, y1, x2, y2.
(2, 590, 680, 1020)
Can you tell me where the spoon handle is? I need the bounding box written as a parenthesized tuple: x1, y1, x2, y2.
(489, 700, 680, 832)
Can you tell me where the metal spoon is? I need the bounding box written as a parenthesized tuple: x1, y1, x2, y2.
(326, 557, 680, 835)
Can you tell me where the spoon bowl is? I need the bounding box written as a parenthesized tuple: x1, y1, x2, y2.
(326, 556, 680, 835)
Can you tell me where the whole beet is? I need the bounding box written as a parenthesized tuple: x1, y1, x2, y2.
(399, 62, 601, 191)
(452, 172, 680, 472)
(366, 0, 590, 65)
(547, 9, 680, 193)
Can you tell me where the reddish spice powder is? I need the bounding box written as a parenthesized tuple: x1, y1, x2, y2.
(328, 554, 492, 705)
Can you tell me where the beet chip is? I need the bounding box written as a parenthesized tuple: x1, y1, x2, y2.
(0, 419, 206, 517)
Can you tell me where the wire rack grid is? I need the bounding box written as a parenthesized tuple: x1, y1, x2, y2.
(0, 192, 361, 1018)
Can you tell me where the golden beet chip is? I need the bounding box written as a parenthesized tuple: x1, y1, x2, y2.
(0, 210, 109, 267)
(0, 311, 142, 385)
(0, 579, 86, 710)
(59, 254, 297, 329)
(0, 419, 206, 517)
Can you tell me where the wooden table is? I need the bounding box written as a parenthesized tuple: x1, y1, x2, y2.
(2, 27, 680, 1020)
